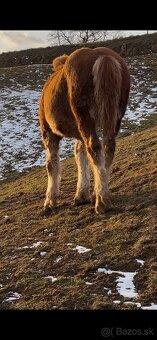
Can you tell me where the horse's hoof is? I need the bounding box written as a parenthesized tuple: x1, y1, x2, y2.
(41, 206, 53, 216)
(95, 199, 112, 215)
(73, 199, 91, 207)
(73, 197, 91, 206)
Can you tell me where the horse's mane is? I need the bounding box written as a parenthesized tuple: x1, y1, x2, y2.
(52, 54, 68, 71)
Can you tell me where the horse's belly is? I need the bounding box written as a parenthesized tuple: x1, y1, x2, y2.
(46, 105, 81, 139)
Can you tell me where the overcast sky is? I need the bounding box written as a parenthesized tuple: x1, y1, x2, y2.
(0, 30, 156, 54)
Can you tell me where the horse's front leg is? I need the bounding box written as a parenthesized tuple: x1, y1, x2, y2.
(43, 131, 61, 210)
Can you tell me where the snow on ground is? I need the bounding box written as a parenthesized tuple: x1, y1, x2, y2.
(141, 303, 157, 310)
(74, 245, 91, 253)
(97, 259, 157, 309)
(18, 241, 43, 249)
(44, 276, 57, 283)
(40, 251, 47, 257)
(3, 291, 21, 303)
(135, 259, 145, 266)
(98, 267, 138, 298)
(67, 243, 91, 253)
(0, 56, 157, 180)
(54, 256, 62, 263)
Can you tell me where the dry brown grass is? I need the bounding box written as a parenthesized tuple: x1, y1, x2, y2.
(0, 126, 157, 309)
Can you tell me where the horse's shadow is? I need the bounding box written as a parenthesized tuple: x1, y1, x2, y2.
(111, 188, 157, 214)
(39, 187, 156, 221)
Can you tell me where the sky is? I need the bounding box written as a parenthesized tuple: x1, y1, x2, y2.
(0, 30, 157, 54)
(0, 31, 49, 54)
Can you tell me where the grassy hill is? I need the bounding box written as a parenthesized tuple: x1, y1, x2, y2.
(0, 126, 157, 309)
(0, 32, 157, 68)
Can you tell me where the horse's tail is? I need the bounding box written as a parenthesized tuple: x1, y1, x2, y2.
(52, 54, 68, 71)
(92, 55, 122, 134)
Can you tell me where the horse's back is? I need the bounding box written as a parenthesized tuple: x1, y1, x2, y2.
(65, 47, 130, 96)
(65, 46, 129, 73)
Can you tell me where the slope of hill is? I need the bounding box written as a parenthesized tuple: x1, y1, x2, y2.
(0, 52, 157, 181)
(0, 126, 157, 309)
(0, 32, 157, 68)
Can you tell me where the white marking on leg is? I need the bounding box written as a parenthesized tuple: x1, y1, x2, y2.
(44, 139, 60, 208)
(88, 147, 111, 214)
(74, 141, 90, 203)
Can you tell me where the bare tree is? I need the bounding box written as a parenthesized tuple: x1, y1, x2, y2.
(48, 31, 61, 45)
(48, 30, 73, 45)
(49, 30, 107, 45)
(58, 30, 75, 44)
(78, 30, 104, 43)
(48, 30, 76, 45)
(108, 30, 124, 39)
(56, 31, 61, 45)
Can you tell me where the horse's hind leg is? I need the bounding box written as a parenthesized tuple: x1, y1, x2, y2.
(103, 134, 116, 184)
(43, 130, 61, 210)
(70, 101, 111, 214)
(74, 140, 91, 206)
(87, 136, 111, 214)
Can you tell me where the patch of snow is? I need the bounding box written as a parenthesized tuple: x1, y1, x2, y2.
(0, 284, 3, 288)
(98, 267, 138, 298)
(136, 259, 145, 266)
(4, 215, 10, 222)
(73, 245, 91, 253)
(48, 233, 54, 237)
(32, 241, 42, 248)
(124, 301, 141, 307)
(31, 241, 43, 248)
(135, 303, 142, 308)
(67, 243, 91, 253)
(151, 87, 157, 92)
(19, 241, 43, 250)
(141, 303, 157, 310)
(45, 276, 57, 283)
(40, 251, 47, 257)
(54, 256, 62, 263)
(113, 300, 121, 304)
(3, 291, 21, 303)
(85, 282, 93, 285)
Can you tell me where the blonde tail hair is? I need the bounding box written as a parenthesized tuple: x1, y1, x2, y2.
(92, 55, 122, 133)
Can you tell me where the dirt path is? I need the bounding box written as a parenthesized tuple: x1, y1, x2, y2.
(0, 126, 157, 309)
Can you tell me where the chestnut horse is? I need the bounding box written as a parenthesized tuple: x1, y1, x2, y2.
(38, 47, 130, 214)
